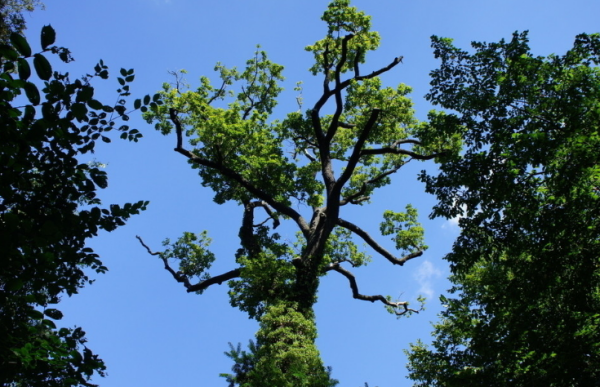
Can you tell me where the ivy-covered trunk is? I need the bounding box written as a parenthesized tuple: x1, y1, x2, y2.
(249, 302, 336, 387)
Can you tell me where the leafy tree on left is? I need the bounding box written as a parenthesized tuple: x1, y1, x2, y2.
(0, 26, 157, 386)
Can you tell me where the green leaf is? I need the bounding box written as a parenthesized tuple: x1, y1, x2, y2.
(90, 169, 108, 189)
(143, 94, 150, 105)
(87, 99, 103, 110)
(40, 25, 56, 50)
(71, 103, 88, 120)
(44, 308, 64, 320)
(5, 279, 24, 291)
(77, 86, 94, 102)
(17, 58, 30, 80)
(0, 44, 18, 60)
(23, 82, 40, 105)
(33, 53, 52, 80)
(27, 309, 44, 320)
(133, 98, 141, 109)
(10, 32, 31, 57)
(125, 75, 135, 82)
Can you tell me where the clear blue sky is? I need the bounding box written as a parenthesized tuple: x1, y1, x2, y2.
(24, 1, 599, 386)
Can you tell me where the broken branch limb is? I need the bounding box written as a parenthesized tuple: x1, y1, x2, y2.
(326, 262, 419, 316)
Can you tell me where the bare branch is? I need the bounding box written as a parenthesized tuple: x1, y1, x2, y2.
(136, 234, 193, 289)
(136, 235, 161, 256)
(328, 34, 355, 141)
(326, 263, 419, 316)
(360, 146, 446, 160)
(207, 79, 229, 105)
(251, 200, 280, 229)
(168, 108, 310, 237)
(241, 200, 279, 257)
(336, 218, 423, 265)
(303, 149, 316, 162)
(136, 235, 241, 294)
(311, 55, 403, 133)
(338, 121, 356, 129)
(353, 48, 361, 78)
(186, 268, 241, 293)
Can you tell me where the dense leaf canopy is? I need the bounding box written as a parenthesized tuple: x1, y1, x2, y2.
(406, 32, 600, 386)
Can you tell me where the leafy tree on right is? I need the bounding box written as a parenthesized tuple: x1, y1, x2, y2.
(406, 33, 600, 386)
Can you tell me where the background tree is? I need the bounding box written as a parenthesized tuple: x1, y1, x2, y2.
(0, 26, 156, 385)
(406, 32, 600, 386)
(141, 0, 460, 384)
(0, 0, 42, 43)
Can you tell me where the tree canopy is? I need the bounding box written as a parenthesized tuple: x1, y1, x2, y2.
(140, 0, 460, 385)
(0, 0, 42, 43)
(0, 25, 155, 385)
(406, 32, 600, 386)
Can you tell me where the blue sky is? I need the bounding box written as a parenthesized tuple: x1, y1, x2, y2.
(24, 1, 599, 386)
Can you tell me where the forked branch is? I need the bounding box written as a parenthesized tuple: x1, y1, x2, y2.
(136, 235, 241, 294)
(326, 263, 419, 316)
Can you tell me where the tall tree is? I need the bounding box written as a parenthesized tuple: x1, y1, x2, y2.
(406, 32, 600, 386)
(140, 0, 460, 384)
(0, 27, 156, 385)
